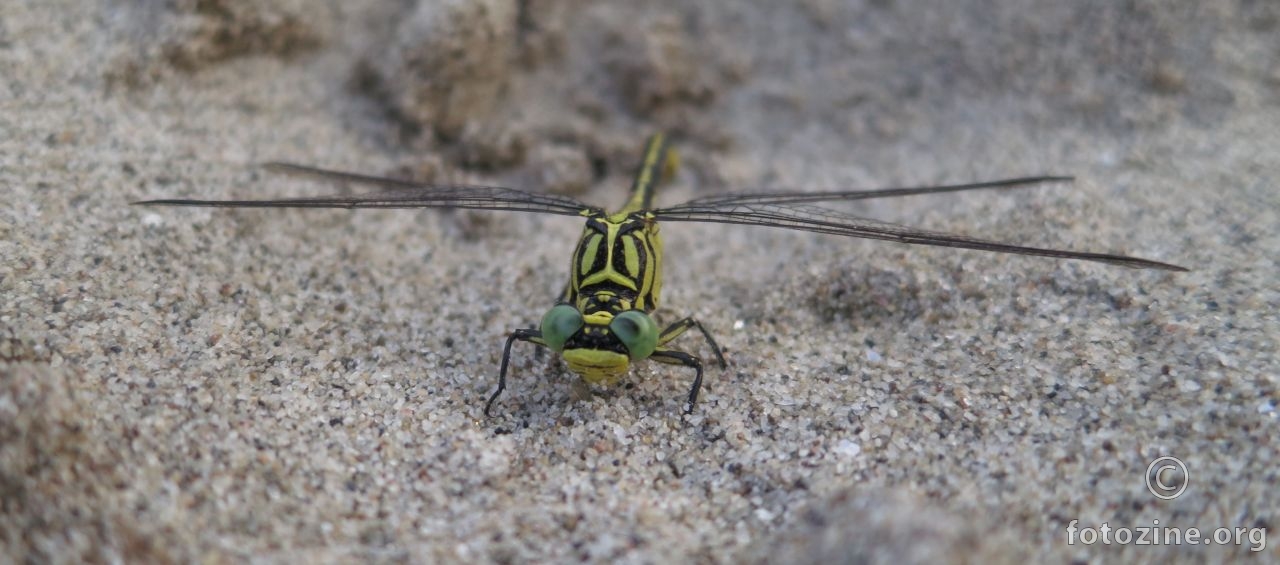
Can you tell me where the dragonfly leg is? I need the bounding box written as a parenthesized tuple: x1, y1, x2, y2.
(658, 317, 727, 369)
(485, 328, 543, 417)
(651, 348, 704, 413)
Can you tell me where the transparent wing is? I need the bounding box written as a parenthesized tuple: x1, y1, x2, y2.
(652, 201, 1187, 271)
(132, 163, 597, 217)
(679, 176, 1072, 206)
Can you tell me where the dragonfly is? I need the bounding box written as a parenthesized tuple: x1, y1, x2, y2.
(134, 134, 1186, 415)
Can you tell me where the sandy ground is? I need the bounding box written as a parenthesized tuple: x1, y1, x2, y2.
(3, 1, 1278, 563)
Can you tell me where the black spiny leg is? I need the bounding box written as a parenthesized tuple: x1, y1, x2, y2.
(485, 328, 543, 417)
(658, 317, 727, 369)
(650, 349, 704, 414)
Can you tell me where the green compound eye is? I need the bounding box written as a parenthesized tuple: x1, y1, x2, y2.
(610, 310, 658, 360)
(540, 304, 583, 352)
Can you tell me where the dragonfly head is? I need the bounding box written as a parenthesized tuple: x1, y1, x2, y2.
(540, 304, 659, 385)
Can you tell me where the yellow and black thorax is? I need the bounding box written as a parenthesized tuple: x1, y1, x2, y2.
(563, 133, 675, 319)
(565, 210, 663, 317)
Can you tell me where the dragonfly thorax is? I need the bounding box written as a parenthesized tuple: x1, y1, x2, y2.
(565, 211, 664, 315)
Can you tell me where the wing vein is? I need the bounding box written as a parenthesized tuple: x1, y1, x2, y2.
(133, 163, 595, 217)
(667, 176, 1073, 207)
(653, 202, 1186, 271)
